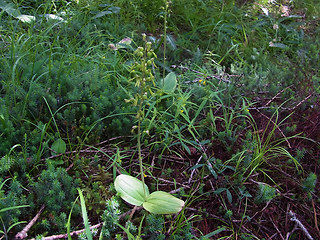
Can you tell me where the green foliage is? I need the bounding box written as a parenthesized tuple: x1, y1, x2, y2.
(51, 138, 66, 155)
(78, 188, 93, 240)
(0, 155, 14, 174)
(254, 184, 277, 204)
(100, 197, 121, 238)
(302, 173, 317, 199)
(171, 222, 196, 240)
(0, 0, 136, 155)
(0, 0, 319, 238)
(0, 178, 29, 237)
(32, 164, 78, 213)
(144, 214, 165, 239)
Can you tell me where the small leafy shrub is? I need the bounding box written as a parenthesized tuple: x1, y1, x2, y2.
(0, 178, 29, 235)
(171, 222, 196, 240)
(29, 164, 79, 234)
(32, 164, 78, 212)
(100, 196, 121, 238)
(144, 214, 165, 239)
(254, 183, 277, 204)
(302, 173, 317, 199)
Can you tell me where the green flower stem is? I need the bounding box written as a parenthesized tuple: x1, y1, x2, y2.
(162, 1, 169, 81)
(137, 111, 147, 199)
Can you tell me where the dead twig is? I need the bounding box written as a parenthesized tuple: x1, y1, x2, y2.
(265, 85, 293, 107)
(312, 199, 320, 237)
(15, 205, 45, 240)
(29, 223, 103, 240)
(288, 93, 313, 111)
(269, 215, 285, 240)
(286, 210, 314, 240)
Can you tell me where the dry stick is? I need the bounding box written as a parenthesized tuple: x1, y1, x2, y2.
(46, 148, 114, 161)
(119, 206, 143, 220)
(269, 215, 285, 240)
(129, 205, 138, 221)
(265, 85, 293, 107)
(15, 205, 45, 240)
(156, 177, 190, 189)
(250, 201, 271, 221)
(236, 224, 261, 240)
(287, 210, 314, 240)
(312, 199, 320, 236)
(47, 137, 132, 161)
(285, 223, 298, 240)
(29, 223, 103, 240)
(288, 93, 313, 111)
(95, 135, 131, 146)
(285, 203, 291, 234)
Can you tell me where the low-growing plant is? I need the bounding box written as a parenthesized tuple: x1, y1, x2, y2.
(241, 107, 302, 183)
(0, 178, 29, 239)
(114, 36, 184, 215)
(302, 172, 317, 199)
(99, 196, 121, 239)
(254, 183, 277, 204)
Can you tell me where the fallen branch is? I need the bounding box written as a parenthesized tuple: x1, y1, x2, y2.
(29, 223, 103, 240)
(269, 215, 285, 240)
(15, 205, 45, 240)
(286, 210, 314, 240)
(312, 199, 320, 236)
(265, 85, 293, 106)
(288, 93, 313, 111)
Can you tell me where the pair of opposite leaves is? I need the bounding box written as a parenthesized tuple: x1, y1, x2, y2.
(115, 174, 184, 215)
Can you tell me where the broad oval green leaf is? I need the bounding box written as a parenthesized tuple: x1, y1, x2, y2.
(114, 174, 149, 206)
(51, 138, 66, 155)
(162, 72, 177, 93)
(143, 191, 184, 214)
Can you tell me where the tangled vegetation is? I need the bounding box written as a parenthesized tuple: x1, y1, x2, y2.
(0, 0, 319, 239)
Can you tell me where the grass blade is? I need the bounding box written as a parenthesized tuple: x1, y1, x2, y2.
(77, 188, 92, 240)
(0, 205, 29, 213)
(67, 196, 79, 240)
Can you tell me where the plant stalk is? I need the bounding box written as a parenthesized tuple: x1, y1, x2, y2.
(138, 89, 147, 199)
(162, 1, 168, 81)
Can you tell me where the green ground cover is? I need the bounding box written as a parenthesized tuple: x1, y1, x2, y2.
(0, 0, 319, 239)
